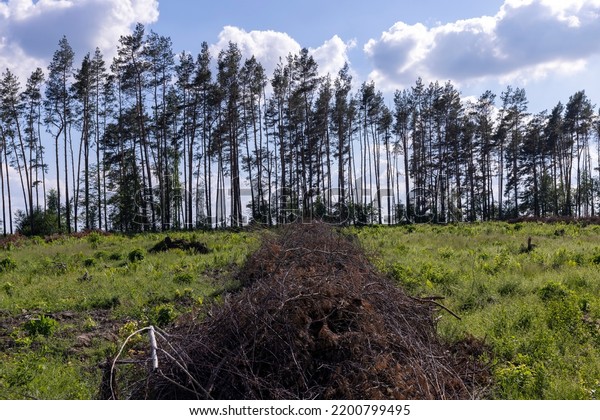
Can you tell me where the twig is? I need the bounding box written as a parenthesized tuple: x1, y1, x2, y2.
(409, 296, 462, 320)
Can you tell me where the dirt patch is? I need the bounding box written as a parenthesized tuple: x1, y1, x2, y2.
(113, 223, 489, 400)
(149, 236, 209, 254)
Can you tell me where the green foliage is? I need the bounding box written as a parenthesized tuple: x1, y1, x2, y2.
(22, 315, 59, 337)
(495, 362, 543, 399)
(108, 251, 122, 261)
(3, 281, 14, 296)
(2, 224, 600, 399)
(0, 256, 17, 272)
(152, 303, 176, 327)
(82, 257, 95, 267)
(87, 232, 102, 248)
(358, 222, 600, 399)
(127, 248, 145, 262)
(173, 272, 193, 285)
(0, 230, 258, 400)
(538, 281, 569, 302)
(15, 208, 61, 237)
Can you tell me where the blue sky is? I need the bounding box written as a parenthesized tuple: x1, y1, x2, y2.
(1, 0, 600, 112)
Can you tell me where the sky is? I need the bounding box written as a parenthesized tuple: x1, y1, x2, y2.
(1, 0, 600, 112)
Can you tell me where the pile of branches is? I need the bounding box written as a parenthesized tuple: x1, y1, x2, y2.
(116, 223, 489, 400)
(149, 236, 209, 254)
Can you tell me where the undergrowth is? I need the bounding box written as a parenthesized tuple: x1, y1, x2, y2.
(356, 222, 600, 399)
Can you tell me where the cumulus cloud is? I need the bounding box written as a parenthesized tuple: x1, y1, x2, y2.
(364, 0, 600, 90)
(0, 0, 159, 79)
(212, 26, 355, 78)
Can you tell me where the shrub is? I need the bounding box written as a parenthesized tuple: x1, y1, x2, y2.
(87, 232, 102, 248)
(89, 296, 120, 310)
(128, 249, 145, 263)
(538, 281, 569, 302)
(23, 315, 59, 337)
(3, 281, 14, 296)
(0, 256, 17, 272)
(15, 208, 61, 237)
(498, 280, 520, 297)
(173, 273, 193, 285)
(108, 252, 122, 261)
(153, 303, 176, 327)
(83, 258, 96, 268)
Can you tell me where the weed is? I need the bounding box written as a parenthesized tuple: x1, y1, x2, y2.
(3, 281, 14, 296)
(152, 303, 176, 327)
(87, 232, 102, 248)
(82, 317, 98, 332)
(0, 257, 17, 272)
(128, 249, 145, 263)
(498, 280, 520, 297)
(83, 258, 95, 268)
(495, 363, 539, 399)
(173, 273, 193, 285)
(538, 281, 569, 302)
(97, 296, 120, 310)
(108, 252, 122, 261)
(22, 315, 59, 337)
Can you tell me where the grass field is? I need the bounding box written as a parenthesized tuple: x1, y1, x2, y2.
(1, 222, 599, 399)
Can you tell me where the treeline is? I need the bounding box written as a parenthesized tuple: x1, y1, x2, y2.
(1, 23, 599, 234)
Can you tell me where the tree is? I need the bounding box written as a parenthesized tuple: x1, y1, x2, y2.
(21, 68, 46, 212)
(113, 23, 154, 229)
(45, 36, 75, 232)
(332, 63, 353, 223)
(1, 69, 33, 231)
(563, 91, 594, 217)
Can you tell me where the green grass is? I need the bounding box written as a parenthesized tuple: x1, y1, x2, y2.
(0, 230, 259, 399)
(354, 222, 600, 399)
(1, 223, 600, 399)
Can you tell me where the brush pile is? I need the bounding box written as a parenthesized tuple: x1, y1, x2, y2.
(116, 223, 489, 399)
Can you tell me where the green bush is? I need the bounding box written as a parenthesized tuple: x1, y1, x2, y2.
(82, 258, 95, 268)
(89, 296, 120, 310)
(22, 315, 59, 337)
(538, 281, 569, 302)
(15, 208, 61, 237)
(153, 303, 176, 327)
(173, 273, 193, 285)
(87, 232, 101, 248)
(3, 281, 14, 296)
(0, 257, 17, 272)
(127, 249, 145, 263)
(108, 252, 122, 261)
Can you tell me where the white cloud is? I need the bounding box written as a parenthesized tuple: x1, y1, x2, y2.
(212, 26, 301, 77)
(309, 35, 356, 77)
(212, 26, 355, 78)
(0, 0, 159, 80)
(364, 0, 600, 91)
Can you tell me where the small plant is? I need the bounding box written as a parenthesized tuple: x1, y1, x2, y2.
(538, 281, 569, 302)
(3, 281, 14, 296)
(108, 252, 122, 261)
(23, 315, 59, 337)
(83, 257, 95, 267)
(498, 280, 520, 297)
(89, 295, 120, 310)
(128, 248, 145, 263)
(174, 272, 193, 285)
(87, 232, 101, 248)
(153, 303, 176, 327)
(0, 256, 17, 272)
(82, 316, 98, 332)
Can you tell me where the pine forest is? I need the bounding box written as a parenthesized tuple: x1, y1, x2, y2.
(1, 23, 600, 235)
